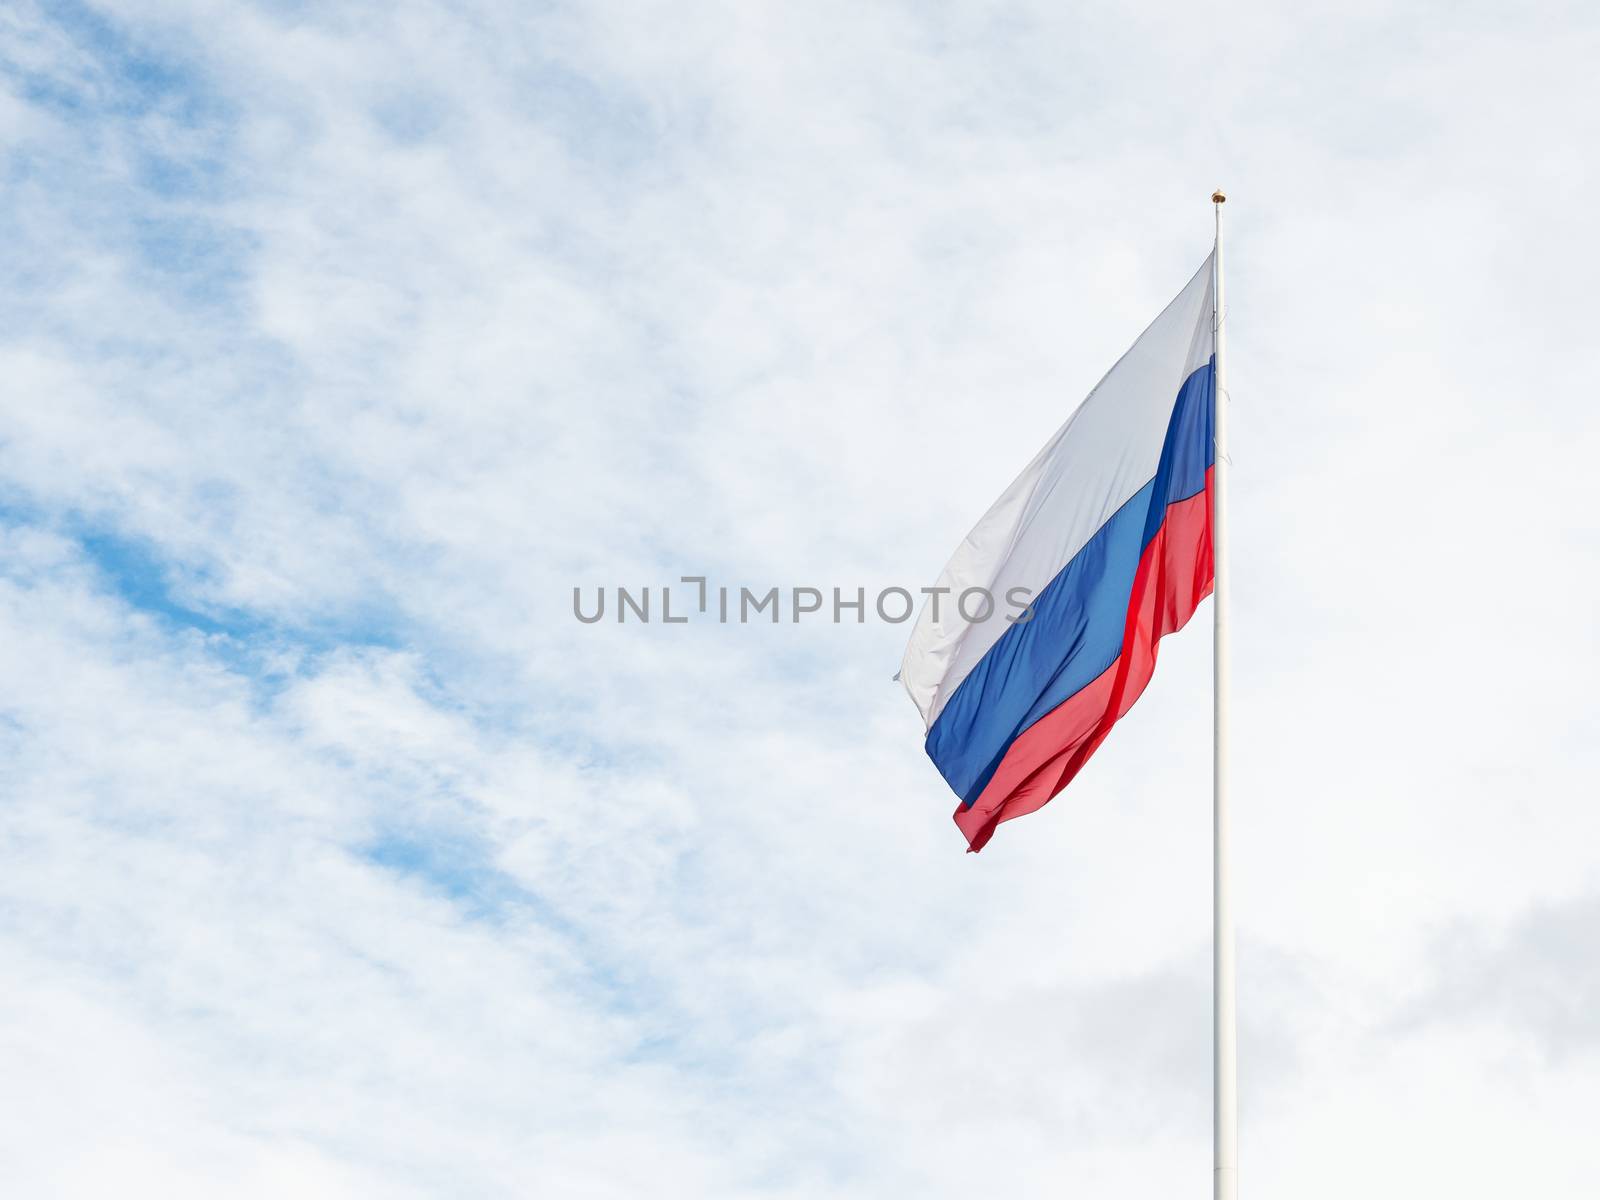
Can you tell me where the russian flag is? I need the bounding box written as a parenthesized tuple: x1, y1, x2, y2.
(900, 254, 1217, 852)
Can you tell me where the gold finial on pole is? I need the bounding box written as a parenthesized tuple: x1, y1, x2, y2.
(1212, 189, 1226, 204)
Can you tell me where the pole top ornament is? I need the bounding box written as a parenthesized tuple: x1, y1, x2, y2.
(1212, 190, 1226, 204)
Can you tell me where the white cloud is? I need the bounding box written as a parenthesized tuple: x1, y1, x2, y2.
(2, 0, 1598, 1195)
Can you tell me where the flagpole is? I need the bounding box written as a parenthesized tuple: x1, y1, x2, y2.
(1211, 189, 1237, 1200)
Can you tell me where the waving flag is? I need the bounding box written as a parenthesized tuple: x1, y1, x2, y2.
(900, 254, 1218, 852)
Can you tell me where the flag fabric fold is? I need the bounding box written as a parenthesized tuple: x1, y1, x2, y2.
(900, 255, 1217, 851)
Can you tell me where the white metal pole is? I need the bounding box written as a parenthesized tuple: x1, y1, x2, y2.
(1211, 189, 1237, 1200)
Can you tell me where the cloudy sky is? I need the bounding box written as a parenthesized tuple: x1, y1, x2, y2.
(2, 1, 1598, 1196)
